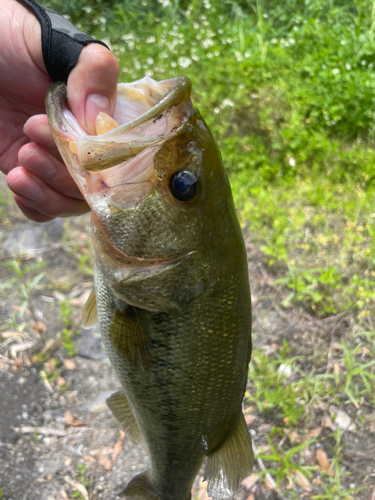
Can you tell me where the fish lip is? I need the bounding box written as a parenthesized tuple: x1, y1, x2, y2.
(46, 76, 192, 141)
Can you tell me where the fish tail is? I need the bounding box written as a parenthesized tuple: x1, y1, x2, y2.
(122, 472, 192, 500)
(121, 472, 160, 500)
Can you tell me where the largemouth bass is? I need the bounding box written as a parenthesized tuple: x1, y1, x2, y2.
(46, 76, 253, 500)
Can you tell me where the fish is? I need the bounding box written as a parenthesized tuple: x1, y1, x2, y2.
(45, 76, 253, 500)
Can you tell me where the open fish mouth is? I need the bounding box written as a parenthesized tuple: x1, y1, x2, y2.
(46, 76, 193, 210)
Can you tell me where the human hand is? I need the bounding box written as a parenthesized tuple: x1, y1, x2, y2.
(0, 0, 119, 222)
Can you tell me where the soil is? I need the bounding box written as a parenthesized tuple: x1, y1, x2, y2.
(0, 174, 374, 500)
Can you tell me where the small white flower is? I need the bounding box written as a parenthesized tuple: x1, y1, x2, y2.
(146, 36, 156, 44)
(333, 68, 340, 74)
(289, 157, 296, 167)
(346, 63, 352, 70)
(222, 98, 234, 108)
(214, 107, 220, 115)
(178, 57, 192, 68)
(201, 39, 214, 49)
(341, 40, 346, 45)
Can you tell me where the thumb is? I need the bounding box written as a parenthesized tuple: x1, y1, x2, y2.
(66, 43, 119, 135)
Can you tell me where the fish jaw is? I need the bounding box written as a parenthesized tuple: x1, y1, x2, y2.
(45, 77, 194, 212)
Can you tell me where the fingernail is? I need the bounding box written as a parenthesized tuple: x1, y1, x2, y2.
(8, 175, 43, 202)
(86, 94, 110, 133)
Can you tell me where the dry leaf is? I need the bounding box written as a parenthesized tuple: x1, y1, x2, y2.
(119, 430, 125, 440)
(99, 454, 112, 471)
(65, 411, 74, 425)
(63, 359, 76, 370)
(321, 416, 333, 429)
(307, 428, 321, 439)
(295, 471, 312, 493)
(265, 476, 275, 490)
(1, 330, 21, 339)
(333, 363, 340, 376)
(72, 420, 86, 427)
(47, 358, 56, 374)
(289, 431, 301, 444)
(83, 456, 96, 463)
(57, 376, 66, 386)
(245, 494, 255, 500)
(63, 476, 89, 500)
(13, 357, 23, 370)
(90, 446, 113, 456)
(58, 491, 69, 500)
(30, 320, 46, 333)
(112, 440, 123, 462)
(316, 448, 333, 475)
(332, 342, 344, 350)
(245, 414, 256, 426)
(240, 474, 259, 490)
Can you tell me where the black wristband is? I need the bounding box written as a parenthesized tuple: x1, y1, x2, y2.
(17, 0, 109, 81)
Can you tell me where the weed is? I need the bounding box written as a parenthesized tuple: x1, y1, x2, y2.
(257, 436, 314, 487)
(248, 348, 305, 426)
(0, 260, 44, 319)
(58, 297, 77, 357)
(312, 430, 368, 499)
(71, 463, 92, 499)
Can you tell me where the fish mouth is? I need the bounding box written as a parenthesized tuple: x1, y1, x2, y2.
(46, 76, 193, 210)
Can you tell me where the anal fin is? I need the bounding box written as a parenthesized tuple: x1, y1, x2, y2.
(107, 390, 146, 449)
(204, 413, 254, 500)
(82, 288, 98, 329)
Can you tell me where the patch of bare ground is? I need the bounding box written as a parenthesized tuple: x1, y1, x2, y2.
(0, 174, 374, 500)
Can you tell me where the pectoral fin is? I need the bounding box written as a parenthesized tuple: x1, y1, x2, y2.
(204, 413, 254, 500)
(106, 391, 146, 449)
(82, 288, 98, 329)
(109, 306, 151, 370)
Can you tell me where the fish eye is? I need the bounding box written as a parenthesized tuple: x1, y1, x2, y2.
(169, 171, 198, 202)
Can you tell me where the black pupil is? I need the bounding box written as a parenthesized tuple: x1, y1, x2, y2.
(169, 171, 197, 202)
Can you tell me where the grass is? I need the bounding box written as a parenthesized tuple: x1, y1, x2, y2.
(1, 0, 375, 497)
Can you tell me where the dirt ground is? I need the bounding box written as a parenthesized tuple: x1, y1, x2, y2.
(0, 174, 374, 500)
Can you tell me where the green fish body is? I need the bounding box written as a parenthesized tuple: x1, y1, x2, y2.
(46, 76, 253, 500)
